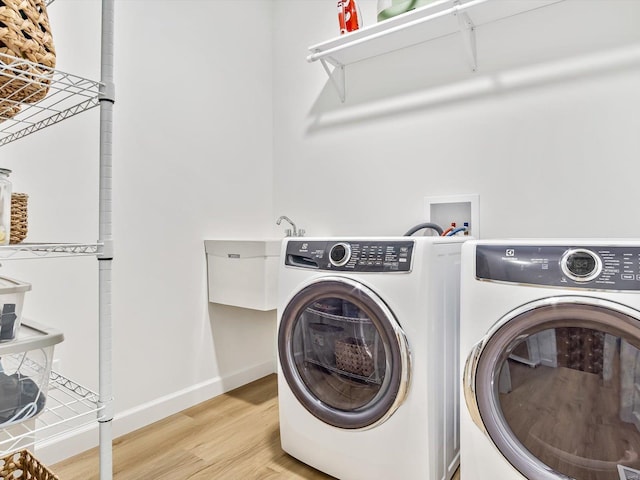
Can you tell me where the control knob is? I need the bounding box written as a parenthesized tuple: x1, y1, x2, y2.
(329, 242, 351, 267)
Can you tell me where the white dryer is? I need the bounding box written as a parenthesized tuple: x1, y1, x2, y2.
(460, 240, 640, 480)
(277, 237, 465, 480)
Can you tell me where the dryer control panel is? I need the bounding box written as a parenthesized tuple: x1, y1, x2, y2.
(477, 244, 640, 290)
(285, 240, 414, 272)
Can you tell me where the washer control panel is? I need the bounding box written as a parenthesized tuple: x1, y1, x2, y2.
(286, 240, 414, 272)
(477, 244, 640, 290)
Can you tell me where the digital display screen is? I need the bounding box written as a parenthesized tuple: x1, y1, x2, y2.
(566, 253, 597, 277)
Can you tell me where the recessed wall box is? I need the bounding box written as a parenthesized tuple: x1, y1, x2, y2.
(424, 194, 480, 238)
(205, 240, 282, 311)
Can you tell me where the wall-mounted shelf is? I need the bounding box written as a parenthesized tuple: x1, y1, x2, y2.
(307, 0, 564, 101)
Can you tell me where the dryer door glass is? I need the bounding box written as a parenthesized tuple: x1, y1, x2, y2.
(278, 277, 410, 430)
(471, 299, 640, 480)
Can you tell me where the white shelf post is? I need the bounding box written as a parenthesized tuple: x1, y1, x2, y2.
(98, 0, 115, 479)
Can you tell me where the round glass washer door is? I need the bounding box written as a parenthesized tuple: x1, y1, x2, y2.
(465, 296, 640, 480)
(278, 276, 410, 430)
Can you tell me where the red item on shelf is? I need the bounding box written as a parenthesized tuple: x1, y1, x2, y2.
(338, 0, 361, 35)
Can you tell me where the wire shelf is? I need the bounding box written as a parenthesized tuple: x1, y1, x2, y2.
(0, 243, 102, 260)
(304, 358, 382, 385)
(306, 307, 371, 324)
(0, 370, 102, 456)
(0, 52, 102, 146)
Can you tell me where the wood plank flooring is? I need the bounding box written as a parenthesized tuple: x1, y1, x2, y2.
(501, 360, 640, 480)
(53, 374, 461, 479)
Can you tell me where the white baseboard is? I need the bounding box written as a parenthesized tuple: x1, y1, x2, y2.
(36, 360, 276, 465)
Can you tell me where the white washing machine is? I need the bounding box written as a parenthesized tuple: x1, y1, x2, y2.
(277, 236, 465, 480)
(460, 239, 640, 480)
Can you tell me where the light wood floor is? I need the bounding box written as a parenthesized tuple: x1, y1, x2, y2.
(53, 374, 461, 479)
(501, 360, 640, 480)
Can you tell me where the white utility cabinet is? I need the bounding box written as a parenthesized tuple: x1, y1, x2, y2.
(205, 240, 281, 311)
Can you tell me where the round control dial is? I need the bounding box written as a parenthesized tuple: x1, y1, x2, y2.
(561, 249, 602, 282)
(329, 242, 351, 267)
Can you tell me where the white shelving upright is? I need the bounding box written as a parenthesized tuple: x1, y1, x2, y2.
(98, 1, 115, 478)
(0, 1, 115, 478)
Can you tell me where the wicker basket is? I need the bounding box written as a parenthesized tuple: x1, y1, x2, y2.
(0, 0, 56, 110)
(0, 450, 59, 480)
(335, 337, 375, 377)
(0, 100, 20, 122)
(10, 192, 28, 244)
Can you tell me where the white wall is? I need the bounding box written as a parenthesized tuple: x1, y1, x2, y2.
(273, 0, 640, 239)
(1, 0, 276, 463)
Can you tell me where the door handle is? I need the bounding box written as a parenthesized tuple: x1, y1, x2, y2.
(463, 340, 486, 432)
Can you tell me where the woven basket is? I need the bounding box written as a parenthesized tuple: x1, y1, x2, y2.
(10, 192, 28, 244)
(0, 99, 20, 120)
(335, 337, 375, 377)
(0, 450, 59, 480)
(0, 0, 56, 109)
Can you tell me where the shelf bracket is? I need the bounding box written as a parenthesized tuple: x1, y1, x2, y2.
(320, 59, 346, 103)
(454, 3, 477, 72)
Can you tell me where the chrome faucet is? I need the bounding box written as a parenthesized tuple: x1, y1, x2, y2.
(277, 215, 305, 237)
